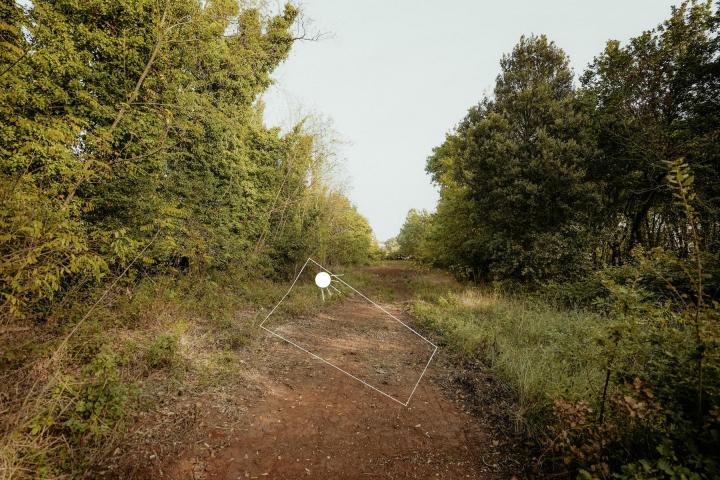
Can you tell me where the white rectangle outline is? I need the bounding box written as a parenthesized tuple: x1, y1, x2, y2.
(258, 258, 438, 407)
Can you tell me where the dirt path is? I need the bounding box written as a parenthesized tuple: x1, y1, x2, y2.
(128, 265, 517, 479)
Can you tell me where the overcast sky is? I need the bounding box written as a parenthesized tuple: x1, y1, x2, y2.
(263, 0, 680, 241)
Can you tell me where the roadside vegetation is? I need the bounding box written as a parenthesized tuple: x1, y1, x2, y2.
(410, 282, 606, 431)
(395, 1, 720, 478)
(2, 0, 719, 478)
(0, 1, 377, 477)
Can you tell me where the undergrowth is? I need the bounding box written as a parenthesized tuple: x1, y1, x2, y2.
(407, 161, 719, 479)
(410, 280, 606, 435)
(410, 266, 719, 478)
(0, 264, 349, 479)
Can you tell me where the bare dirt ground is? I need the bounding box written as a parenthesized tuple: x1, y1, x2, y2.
(110, 264, 522, 479)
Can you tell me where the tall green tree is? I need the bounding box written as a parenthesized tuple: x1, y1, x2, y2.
(426, 35, 598, 281)
(582, 0, 720, 262)
(396, 208, 432, 259)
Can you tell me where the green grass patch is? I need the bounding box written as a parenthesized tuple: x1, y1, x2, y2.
(410, 280, 607, 434)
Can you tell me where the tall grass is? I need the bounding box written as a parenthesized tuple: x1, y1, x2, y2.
(411, 282, 607, 434)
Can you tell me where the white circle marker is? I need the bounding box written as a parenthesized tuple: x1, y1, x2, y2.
(314, 271, 331, 288)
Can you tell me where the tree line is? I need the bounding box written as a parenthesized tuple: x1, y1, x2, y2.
(0, 0, 376, 323)
(396, 1, 719, 287)
(394, 2, 719, 476)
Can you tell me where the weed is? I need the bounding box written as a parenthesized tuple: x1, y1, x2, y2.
(144, 333, 179, 370)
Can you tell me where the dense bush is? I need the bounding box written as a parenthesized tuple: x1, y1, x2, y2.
(414, 1, 720, 287)
(395, 209, 433, 259)
(402, 1, 720, 477)
(0, 0, 376, 323)
(0, 1, 378, 476)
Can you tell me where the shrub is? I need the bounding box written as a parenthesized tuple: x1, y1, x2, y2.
(144, 333, 179, 370)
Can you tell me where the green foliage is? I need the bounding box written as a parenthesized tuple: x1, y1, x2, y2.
(411, 162, 720, 478)
(21, 350, 130, 477)
(0, 1, 378, 476)
(423, 34, 599, 282)
(582, 1, 720, 264)
(0, 1, 376, 322)
(274, 189, 377, 268)
(412, 285, 606, 434)
(396, 209, 432, 259)
(416, 1, 720, 288)
(408, 2, 720, 476)
(144, 333, 179, 370)
(381, 237, 401, 259)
